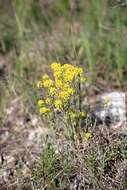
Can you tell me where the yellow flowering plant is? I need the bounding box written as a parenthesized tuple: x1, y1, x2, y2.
(37, 62, 87, 141)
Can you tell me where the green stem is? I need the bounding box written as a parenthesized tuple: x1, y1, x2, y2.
(77, 77, 82, 142)
(78, 78, 82, 112)
(78, 78, 82, 130)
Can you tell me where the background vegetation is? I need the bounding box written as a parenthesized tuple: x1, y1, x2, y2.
(0, 0, 127, 189)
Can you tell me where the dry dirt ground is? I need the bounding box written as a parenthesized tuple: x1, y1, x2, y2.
(0, 54, 51, 189)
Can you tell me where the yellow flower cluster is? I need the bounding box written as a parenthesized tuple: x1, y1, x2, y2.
(38, 100, 44, 106)
(37, 99, 51, 114)
(69, 111, 85, 122)
(37, 62, 86, 113)
(54, 99, 62, 110)
(37, 81, 43, 88)
(58, 88, 74, 102)
(51, 63, 85, 84)
(40, 107, 51, 114)
(84, 132, 93, 141)
(79, 111, 85, 118)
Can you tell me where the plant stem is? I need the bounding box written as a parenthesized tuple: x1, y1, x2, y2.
(78, 78, 82, 113)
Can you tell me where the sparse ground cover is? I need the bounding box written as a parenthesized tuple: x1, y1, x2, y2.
(0, 0, 127, 189)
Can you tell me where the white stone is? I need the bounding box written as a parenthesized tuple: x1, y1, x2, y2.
(94, 92, 126, 125)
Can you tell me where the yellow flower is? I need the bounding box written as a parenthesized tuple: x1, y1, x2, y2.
(80, 77, 86, 82)
(54, 99, 62, 110)
(42, 74, 49, 80)
(66, 87, 74, 96)
(76, 67, 83, 76)
(54, 71, 62, 80)
(58, 90, 70, 101)
(37, 63, 86, 116)
(63, 70, 75, 83)
(62, 83, 70, 89)
(63, 64, 74, 70)
(37, 81, 43, 88)
(63, 64, 76, 83)
(45, 98, 51, 104)
(79, 111, 85, 118)
(40, 107, 51, 114)
(49, 87, 57, 96)
(84, 132, 93, 141)
(43, 79, 53, 88)
(38, 100, 44, 107)
(51, 63, 63, 81)
(51, 62, 61, 70)
(58, 87, 74, 101)
(55, 79, 63, 88)
(69, 111, 77, 120)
